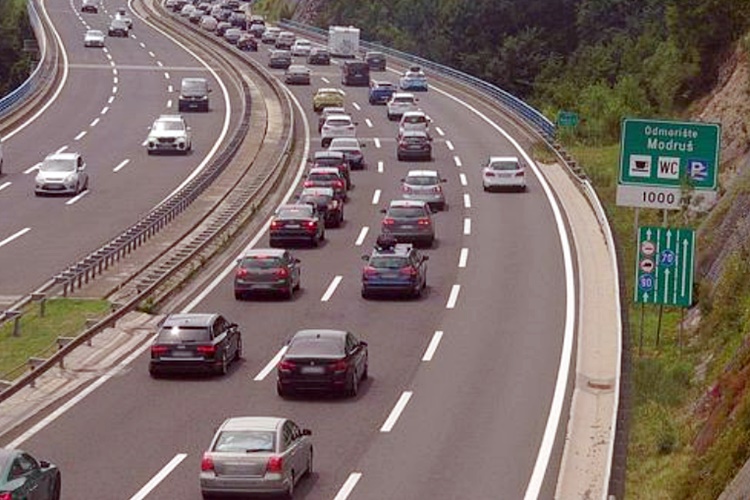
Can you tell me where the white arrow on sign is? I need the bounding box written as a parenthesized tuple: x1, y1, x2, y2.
(666, 229, 672, 248)
(663, 268, 671, 303)
(682, 237, 689, 298)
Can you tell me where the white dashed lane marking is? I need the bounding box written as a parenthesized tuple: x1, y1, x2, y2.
(377, 161, 384, 173)
(355, 226, 369, 246)
(454, 155, 462, 167)
(422, 331, 444, 362)
(333, 472, 363, 500)
(113, 159, 130, 172)
(374, 138, 381, 148)
(464, 218, 471, 235)
(459, 173, 467, 186)
(74, 131, 86, 141)
(0, 228, 31, 249)
(90, 118, 100, 127)
(101, 106, 109, 115)
(381, 392, 413, 432)
(253, 346, 288, 381)
(352, 102, 361, 111)
(445, 140, 454, 151)
(321, 275, 343, 302)
(371, 189, 381, 205)
(459, 248, 469, 268)
(446, 285, 461, 309)
(435, 127, 445, 136)
(463, 193, 471, 208)
(365, 118, 373, 128)
(0, 182, 11, 193)
(23, 163, 41, 174)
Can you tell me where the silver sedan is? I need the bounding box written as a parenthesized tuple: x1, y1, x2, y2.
(83, 29, 105, 47)
(200, 416, 313, 498)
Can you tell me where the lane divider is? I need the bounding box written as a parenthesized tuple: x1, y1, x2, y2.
(113, 159, 130, 172)
(254, 346, 288, 381)
(355, 226, 368, 246)
(321, 275, 342, 302)
(458, 248, 468, 268)
(446, 284, 461, 309)
(333, 472, 363, 500)
(377, 161, 383, 173)
(463, 193, 471, 209)
(0, 228, 31, 249)
(128, 453, 187, 500)
(380, 391, 413, 432)
(459, 173, 467, 186)
(421, 331, 444, 362)
(371, 189, 380, 205)
(0, 181, 11, 193)
(453, 155, 462, 167)
(463, 217, 471, 235)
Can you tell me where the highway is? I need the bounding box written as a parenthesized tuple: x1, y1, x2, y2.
(0, 0, 241, 298)
(2, 4, 576, 499)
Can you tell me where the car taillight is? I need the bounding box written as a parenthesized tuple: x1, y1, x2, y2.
(236, 268, 248, 278)
(433, 185, 442, 193)
(382, 218, 395, 225)
(417, 218, 431, 226)
(363, 266, 379, 277)
(267, 456, 283, 473)
(305, 220, 317, 230)
(402, 185, 412, 193)
(330, 360, 348, 372)
(151, 345, 169, 356)
(333, 180, 344, 189)
(400, 266, 418, 277)
(197, 345, 216, 355)
(0, 493, 13, 500)
(515, 170, 525, 177)
(201, 453, 215, 472)
(270, 220, 282, 229)
(303, 180, 314, 187)
(485, 171, 495, 177)
(278, 359, 296, 371)
(275, 267, 289, 278)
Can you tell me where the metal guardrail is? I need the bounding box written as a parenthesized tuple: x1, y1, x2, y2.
(0, 0, 50, 118)
(0, 0, 296, 394)
(278, 19, 556, 141)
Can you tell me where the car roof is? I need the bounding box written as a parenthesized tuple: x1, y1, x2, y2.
(392, 92, 415, 99)
(301, 187, 334, 196)
(402, 110, 426, 117)
(241, 248, 286, 258)
(372, 80, 394, 86)
(488, 156, 520, 163)
(316, 87, 344, 94)
(220, 416, 284, 432)
(162, 313, 217, 328)
(45, 152, 79, 161)
(287, 65, 308, 71)
(292, 329, 347, 341)
(371, 243, 412, 256)
(324, 114, 352, 121)
(314, 150, 344, 158)
(156, 114, 184, 121)
(329, 137, 359, 146)
(389, 199, 428, 208)
(406, 169, 438, 177)
(278, 203, 313, 210)
(400, 129, 429, 137)
(309, 167, 341, 174)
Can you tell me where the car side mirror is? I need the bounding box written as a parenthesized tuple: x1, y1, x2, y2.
(40, 460, 51, 469)
(400, 178, 405, 182)
(302, 429, 312, 436)
(361, 255, 369, 261)
(379, 208, 387, 214)
(236, 258, 242, 264)
(360, 341, 368, 347)
(295, 258, 301, 263)
(423, 255, 429, 261)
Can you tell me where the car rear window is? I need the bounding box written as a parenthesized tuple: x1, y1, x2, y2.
(403, 116, 426, 124)
(241, 257, 282, 269)
(489, 161, 521, 171)
(325, 118, 351, 127)
(369, 256, 408, 269)
(315, 157, 343, 167)
(394, 97, 413, 103)
(214, 431, 276, 453)
(387, 207, 426, 218)
(277, 206, 313, 218)
(42, 159, 76, 172)
(405, 176, 438, 186)
(157, 326, 211, 343)
(309, 173, 340, 182)
(288, 338, 344, 356)
(299, 194, 328, 206)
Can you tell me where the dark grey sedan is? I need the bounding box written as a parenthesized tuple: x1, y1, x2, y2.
(0, 448, 61, 500)
(284, 64, 311, 85)
(380, 199, 435, 247)
(200, 416, 313, 498)
(233, 249, 301, 300)
(269, 204, 325, 247)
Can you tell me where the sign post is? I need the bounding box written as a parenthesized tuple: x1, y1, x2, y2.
(634, 226, 695, 307)
(617, 118, 720, 210)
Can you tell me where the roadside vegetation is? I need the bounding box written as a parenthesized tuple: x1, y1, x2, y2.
(0, 0, 34, 97)
(0, 299, 110, 380)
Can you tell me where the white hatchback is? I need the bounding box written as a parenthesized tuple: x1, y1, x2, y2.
(320, 114, 357, 147)
(482, 156, 527, 192)
(386, 92, 418, 121)
(291, 38, 312, 57)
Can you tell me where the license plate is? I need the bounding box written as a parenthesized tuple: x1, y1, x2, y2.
(287, 224, 300, 228)
(171, 351, 193, 357)
(401, 225, 414, 229)
(300, 366, 325, 374)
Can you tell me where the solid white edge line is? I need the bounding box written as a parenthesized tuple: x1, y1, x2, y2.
(128, 453, 187, 500)
(374, 137, 381, 148)
(459, 173, 467, 186)
(446, 284, 460, 309)
(254, 346, 288, 381)
(113, 159, 130, 172)
(181, 85, 311, 313)
(463, 218, 471, 235)
(371, 189, 380, 205)
(422, 330, 444, 362)
(380, 391, 413, 432)
(355, 226, 368, 246)
(432, 79, 576, 500)
(321, 275, 343, 302)
(458, 248, 468, 268)
(3, 0, 69, 141)
(0, 227, 31, 249)
(333, 472, 363, 500)
(377, 161, 384, 173)
(463, 193, 471, 208)
(8, 337, 154, 447)
(0, 181, 11, 192)
(65, 190, 88, 205)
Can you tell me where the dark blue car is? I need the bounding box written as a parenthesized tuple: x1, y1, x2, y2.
(368, 80, 397, 105)
(361, 240, 428, 298)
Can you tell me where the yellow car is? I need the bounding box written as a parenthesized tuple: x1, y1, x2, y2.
(313, 87, 346, 112)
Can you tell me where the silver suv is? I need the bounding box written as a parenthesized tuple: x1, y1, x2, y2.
(146, 115, 192, 154)
(35, 152, 89, 196)
(380, 199, 435, 247)
(401, 170, 446, 211)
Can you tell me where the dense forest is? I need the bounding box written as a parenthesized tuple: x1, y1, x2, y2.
(316, 0, 750, 144)
(0, 0, 35, 98)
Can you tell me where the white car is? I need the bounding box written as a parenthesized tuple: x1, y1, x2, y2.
(482, 156, 527, 192)
(291, 38, 312, 57)
(320, 114, 357, 147)
(115, 8, 133, 29)
(35, 152, 89, 196)
(84, 29, 105, 47)
(398, 110, 431, 136)
(146, 115, 192, 154)
(386, 92, 418, 121)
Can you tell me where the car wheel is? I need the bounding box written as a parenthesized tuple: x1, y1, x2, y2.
(234, 290, 244, 300)
(286, 471, 295, 499)
(51, 475, 61, 500)
(234, 336, 242, 361)
(306, 449, 313, 476)
(217, 351, 228, 376)
(362, 358, 368, 380)
(361, 288, 369, 299)
(347, 370, 359, 397)
(285, 284, 294, 300)
(483, 183, 489, 192)
(413, 282, 422, 298)
(149, 367, 161, 379)
(320, 229, 326, 241)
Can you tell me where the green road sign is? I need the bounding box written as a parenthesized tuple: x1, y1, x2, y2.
(634, 226, 695, 307)
(617, 118, 720, 210)
(557, 111, 579, 128)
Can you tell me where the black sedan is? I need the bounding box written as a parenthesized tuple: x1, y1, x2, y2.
(277, 329, 368, 397)
(0, 448, 61, 500)
(298, 187, 344, 228)
(237, 34, 258, 51)
(307, 47, 331, 65)
(234, 249, 301, 300)
(269, 204, 325, 247)
(149, 313, 242, 377)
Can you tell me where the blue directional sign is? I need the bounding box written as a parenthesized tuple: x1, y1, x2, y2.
(634, 226, 695, 307)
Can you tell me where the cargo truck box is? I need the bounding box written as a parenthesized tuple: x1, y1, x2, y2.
(328, 25, 360, 58)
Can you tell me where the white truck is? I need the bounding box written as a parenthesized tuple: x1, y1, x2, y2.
(328, 26, 360, 58)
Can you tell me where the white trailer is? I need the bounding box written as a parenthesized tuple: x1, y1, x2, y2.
(328, 25, 360, 58)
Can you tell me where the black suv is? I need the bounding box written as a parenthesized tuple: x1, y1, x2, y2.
(361, 238, 428, 298)
(149, 313, 242, 377)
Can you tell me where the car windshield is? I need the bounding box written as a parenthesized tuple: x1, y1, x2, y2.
(41, 159, 76, 172)
(153, 120, 184, 132)
(314, 157, 342, 166)
(388, 207, 425, 218)
(403, 116, 426, 124)
(277, 206, 313, 218)
(394, 97, 413, 104)
(369, 256, 408, 269)
(182, 80, 206, 93)
(300, 194, 328, 206)
(157, 326, 210, 343)
(330, 138, 358, 148)
(288, 338, 344, 356)
(241, 257, 282, 269)
(489, 160, 520, 171)
(406, 176, 438, 186)
(214, 431, 275, 453)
